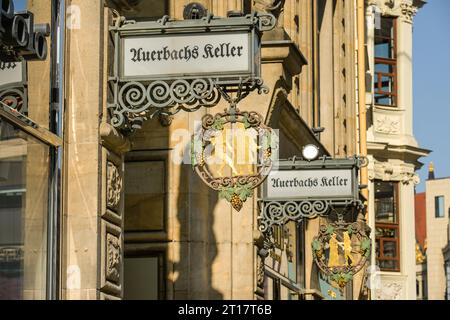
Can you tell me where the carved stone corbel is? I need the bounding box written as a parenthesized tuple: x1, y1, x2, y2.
(100, 122, 131, 155)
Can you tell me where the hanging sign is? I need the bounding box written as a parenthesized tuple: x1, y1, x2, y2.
(0, 61, 27, 113)
(261, 158, 361, 201)
(0, 62, 23, 87)
(115, 14, 273, 82)
(109, 13, 276, 129)
(312, 220, 371, 289)
(265, 169, 353, 200)
(122, 32, 253, 79)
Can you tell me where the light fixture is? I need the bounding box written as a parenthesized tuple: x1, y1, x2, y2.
(302, 144, 319, 161)
(183, 2, 207, 20)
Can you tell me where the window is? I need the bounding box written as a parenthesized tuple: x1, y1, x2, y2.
(0, 119, 50, 299)
(374, 17, 397, 107)
(123, 153, 168, 300)
(375, 181, 400, 272)
(435, 196, 445, 218)
(124, 254, 165, 300)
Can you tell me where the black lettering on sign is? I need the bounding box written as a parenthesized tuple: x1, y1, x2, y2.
(0, 62, 17, 70)
(128, 43, 245, 63)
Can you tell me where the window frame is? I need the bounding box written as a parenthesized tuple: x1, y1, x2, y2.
(434, 195, 445, 218)
(0, 113, 59, 300)
(374, 180, 401, 272)
(374, 16, 398, 108)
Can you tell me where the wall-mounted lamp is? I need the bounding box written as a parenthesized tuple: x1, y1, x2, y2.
(302, 144, 319, 161)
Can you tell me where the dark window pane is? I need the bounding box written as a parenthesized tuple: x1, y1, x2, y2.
(375, 239, 380, 258)
(375, 181, 397, 223)
(381, 75, 395, 92)
(374, 17, 396, 107)
(375, 226, 397, 238)
(375, 17, 394, 39)
(379, 260, 399, 271)
(435, 196, 445, 218)
(382, 241, 397, 258)
(375, 94, 395, 106)
(0, 119, 49, 300)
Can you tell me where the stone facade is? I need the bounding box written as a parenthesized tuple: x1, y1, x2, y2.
(365, 0, 428, 300)
(425, 177, 450, 300)
(10, 0, 427, 300)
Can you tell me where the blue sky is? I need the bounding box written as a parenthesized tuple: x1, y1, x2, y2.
(413, 0, 450, 191)
(13, 0, 448, 191)
(15, 0, 26, 10)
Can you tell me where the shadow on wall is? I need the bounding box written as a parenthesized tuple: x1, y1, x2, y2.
(123, 115, 222, 300)
(169, 142, 222, 299)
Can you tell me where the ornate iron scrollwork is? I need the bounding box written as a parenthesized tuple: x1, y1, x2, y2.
(258, 199, 364, 233)
(108, 12, 276, 131)
(0, 87, 27, 114)
(0, 61, 28, 115)
(258, 200, 330, 233)
(192, 107, 275, 211)
(110, 78, 221, 129)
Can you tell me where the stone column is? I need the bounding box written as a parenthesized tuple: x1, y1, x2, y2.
(61, 0, 106, 300)
(396, 13, 415, 143)
(398, 177, 418, 300)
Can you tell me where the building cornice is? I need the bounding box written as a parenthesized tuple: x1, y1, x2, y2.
(367, 141, 431, 170)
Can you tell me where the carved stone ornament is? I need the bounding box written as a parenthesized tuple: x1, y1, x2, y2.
(367, 0, 419, 24)
(257, 254, 265, 288)
(375, 116, 400, 135)
(107, 161, 123, 210)
(400, 2, 418, 23)
(370, 161, 419, 185)
(401, 172, 420, 185)
(375, 281, 403, 300)
(106, 233, 121, 284)
(312, 219, 371, 289)
(253, 0, 285, 17)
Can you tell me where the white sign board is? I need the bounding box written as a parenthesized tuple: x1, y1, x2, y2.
(263, 169, 354, 200)
(0, 62, 23, 87)
(121, 32, 251, 79)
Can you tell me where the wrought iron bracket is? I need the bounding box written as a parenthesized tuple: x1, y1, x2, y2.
(257, 199, 364, 234)
(107, 11, 276, 131)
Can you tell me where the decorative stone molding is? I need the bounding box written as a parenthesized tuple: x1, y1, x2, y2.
(256, 255, 265, 289)
(374, 281, 403, 300)
(400, 2, 418, 23)
(366, 0, 420, 24)
(401, 172, 420, 185)
(106, 233, 121, 284)
(107, 161, 123, 211)
(368, 160, 418, 185)
(375, 116, 400, 135)
(253, 0, 285, 17)
(100, 219, 122, 297)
